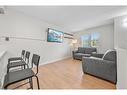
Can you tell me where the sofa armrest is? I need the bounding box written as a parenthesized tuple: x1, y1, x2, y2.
(72, 50, 78, 59)
(91, 53, 104, 58)
(72, 50, 78, 53)
(72, 50, 78, 55)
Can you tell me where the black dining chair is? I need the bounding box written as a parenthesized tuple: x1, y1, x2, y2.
(8, 50, 25, 63)
(3, 54, 40, 89)
(7, 51, 30, 73)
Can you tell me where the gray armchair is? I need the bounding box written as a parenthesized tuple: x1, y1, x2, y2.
(82, 50, 117, 84)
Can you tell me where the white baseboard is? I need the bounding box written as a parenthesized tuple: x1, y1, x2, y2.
(41, 56, 72, 66)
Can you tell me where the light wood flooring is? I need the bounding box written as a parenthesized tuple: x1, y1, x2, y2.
(8, 58, 116, 89)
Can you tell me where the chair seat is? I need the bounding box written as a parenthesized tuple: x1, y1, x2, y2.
(7, 61, 26, 68)
(3, 68, 35, 88)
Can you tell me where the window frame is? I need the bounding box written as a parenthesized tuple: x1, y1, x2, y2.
(81, 32, 100, 47)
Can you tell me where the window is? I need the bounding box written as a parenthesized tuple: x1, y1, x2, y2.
(81, 34, 91, 47)
(91, 33, 100, 47)
(81, 33, 100, 47)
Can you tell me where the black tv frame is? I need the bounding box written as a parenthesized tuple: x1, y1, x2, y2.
(47, 28, 64, 43)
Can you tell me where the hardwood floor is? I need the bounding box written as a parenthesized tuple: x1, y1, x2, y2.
(8, 58, 116, 89)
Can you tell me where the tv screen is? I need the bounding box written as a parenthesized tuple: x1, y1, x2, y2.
(47, 28, 64, 43)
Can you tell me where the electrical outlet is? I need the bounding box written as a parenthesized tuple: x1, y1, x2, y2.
(5, 37, 9, 41)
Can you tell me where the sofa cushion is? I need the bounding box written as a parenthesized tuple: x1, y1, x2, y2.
(84, 48, 97, 54)
(78, 47, 85, 53)
(75, 53, 91, 57)
(82, 54, 91, 57)
(102, 50, 116, 62)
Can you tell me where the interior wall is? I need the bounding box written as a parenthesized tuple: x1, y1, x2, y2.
(114, 15, 127, 89)
(74, 24, 114, 53)
(0, 8, 72, 66)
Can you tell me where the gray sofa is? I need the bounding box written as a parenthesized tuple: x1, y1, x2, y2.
(72, 47, 97, 60)
(82, 50, 117, 84)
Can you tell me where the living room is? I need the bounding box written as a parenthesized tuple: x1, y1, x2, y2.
(0, 4, 127, 94)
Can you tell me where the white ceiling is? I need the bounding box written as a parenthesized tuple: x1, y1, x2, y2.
(7, 6, 127, 32)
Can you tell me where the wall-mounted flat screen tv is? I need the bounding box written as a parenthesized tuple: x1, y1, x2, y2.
(47, 28, 64, 43)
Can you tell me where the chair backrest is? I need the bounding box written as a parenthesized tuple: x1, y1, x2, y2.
(21, 50, 25, 58)
(32, 54, 40, 75)
(32, 54, 40, 66)
(25, 51, 30, 63)
(102, 50, 116, 62)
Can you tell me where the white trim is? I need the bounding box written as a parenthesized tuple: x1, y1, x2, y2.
(0, 50, 7, 88)
(41, 56, 72, 66)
